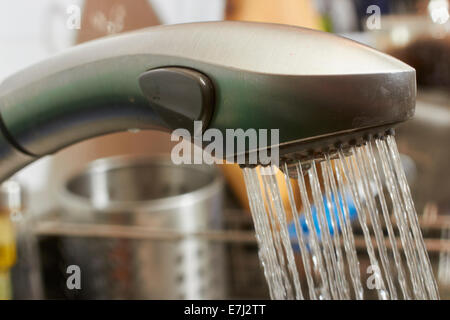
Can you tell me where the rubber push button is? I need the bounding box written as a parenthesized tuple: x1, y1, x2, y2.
(139, 67, 214, 135)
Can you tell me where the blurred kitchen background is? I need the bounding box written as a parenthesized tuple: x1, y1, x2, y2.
(0, 0, 448, 299)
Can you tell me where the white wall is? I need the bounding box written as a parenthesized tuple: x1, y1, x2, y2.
(150, 0, 225, 24)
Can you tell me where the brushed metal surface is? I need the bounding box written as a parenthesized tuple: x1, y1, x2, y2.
(56, 155, 225, 299)
(0, 22, 413, 89)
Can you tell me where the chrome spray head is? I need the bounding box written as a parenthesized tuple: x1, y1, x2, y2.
(0, 21, 415, 180)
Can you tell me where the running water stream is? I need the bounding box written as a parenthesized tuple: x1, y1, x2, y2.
(242, 136, 439, 300)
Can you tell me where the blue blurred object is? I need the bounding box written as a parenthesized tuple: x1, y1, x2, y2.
(288, 191, 357, 251)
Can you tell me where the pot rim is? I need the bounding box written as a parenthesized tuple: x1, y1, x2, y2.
(57, 154, 224, 214)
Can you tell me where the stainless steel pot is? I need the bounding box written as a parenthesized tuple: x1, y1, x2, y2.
(55, 155, 225, 299)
